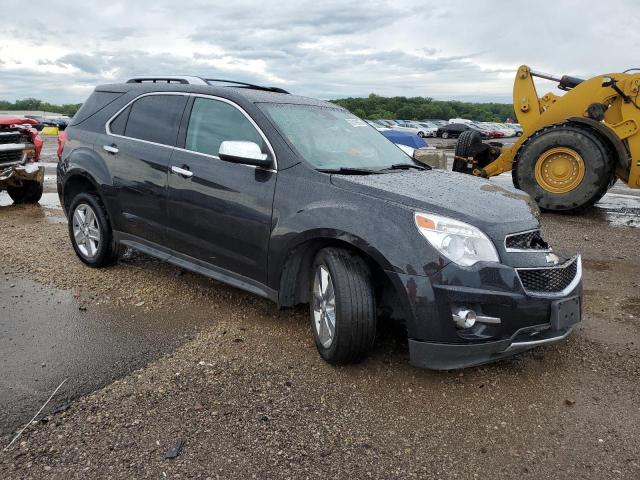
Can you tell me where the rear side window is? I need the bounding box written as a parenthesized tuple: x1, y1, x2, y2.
(185, 97, 263, 157)
(71, 91, 123, 126)
(122, 95, 187, 146)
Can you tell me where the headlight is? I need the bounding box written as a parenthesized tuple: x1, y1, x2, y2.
(414, 213, 499, 266)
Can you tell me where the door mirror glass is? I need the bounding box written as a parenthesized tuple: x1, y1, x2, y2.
(218, 141, 271, 167)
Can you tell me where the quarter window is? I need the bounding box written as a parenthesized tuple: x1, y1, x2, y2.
(117, 94, 187, 146)
(185, 97, 263, 157)
(109, 105, 130, 136)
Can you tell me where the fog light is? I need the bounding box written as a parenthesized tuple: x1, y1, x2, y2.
(452, 308, 477, 329)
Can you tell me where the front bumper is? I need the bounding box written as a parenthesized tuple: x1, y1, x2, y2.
(409, 321, 577, 370)
(385, 256, 582, 370)
(0, 162, 44, 187)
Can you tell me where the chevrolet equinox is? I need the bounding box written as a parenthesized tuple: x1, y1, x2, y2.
(57, 76, 582, 369)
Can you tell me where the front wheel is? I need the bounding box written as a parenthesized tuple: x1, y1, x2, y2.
(441, 131, 450, 139)
(417, 131, 425, 138)
(310, 248, 376, 365)
(7, 181, 43, 204)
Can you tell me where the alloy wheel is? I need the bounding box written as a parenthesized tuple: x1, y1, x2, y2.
(72, 203, 101, 259)
(312, 265, 336, 348)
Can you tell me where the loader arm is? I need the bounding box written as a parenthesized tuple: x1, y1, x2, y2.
(479, 65, 640, 189)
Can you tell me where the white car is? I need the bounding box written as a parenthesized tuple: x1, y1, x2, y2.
(391, 121, 434, 138)
(448, 118, 473, 125)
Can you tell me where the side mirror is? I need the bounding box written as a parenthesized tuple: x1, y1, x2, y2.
(218, 141, 272, 168)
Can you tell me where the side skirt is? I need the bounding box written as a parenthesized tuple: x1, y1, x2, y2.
(113, 231, 278, 302)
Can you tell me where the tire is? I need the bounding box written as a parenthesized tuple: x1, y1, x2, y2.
(512, 125, 615, 212)
(68, 192, 120, 267)
(453, 130, 483, 173)
(7, 181, 43, 204)
(442, 131, 449, 139)
(309, 248, 376, 365)
(418, 131, 425, 138)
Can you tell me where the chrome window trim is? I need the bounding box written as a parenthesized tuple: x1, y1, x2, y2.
(504, 228, 552, 253)
(104, 91, 277, 172)
(515, 255, 582, 298)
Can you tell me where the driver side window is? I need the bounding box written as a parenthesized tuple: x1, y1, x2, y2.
(185, 98, 263, 157)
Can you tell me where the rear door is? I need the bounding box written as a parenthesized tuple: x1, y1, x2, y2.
(166, 95, 277, 284)
(103, 93, 188, 245)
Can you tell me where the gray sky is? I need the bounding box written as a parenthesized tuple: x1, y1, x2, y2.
(1, 0, 638, 104)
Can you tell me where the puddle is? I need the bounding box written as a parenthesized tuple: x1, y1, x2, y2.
(0, 276, 214, 435)
(592, 194, 640, 228)
(45, 210, 67, 224)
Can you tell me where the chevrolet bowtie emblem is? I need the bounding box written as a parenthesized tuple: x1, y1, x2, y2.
(545, 253, 560, 265)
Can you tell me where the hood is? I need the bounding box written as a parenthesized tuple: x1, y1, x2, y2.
(0, 116, 38, 127)
(330, 169, 540, 238)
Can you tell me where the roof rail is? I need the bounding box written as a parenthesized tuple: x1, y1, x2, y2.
(124, 76, 289, 94)
(126, 76, 209, 85)
(203, 78, 289, 94)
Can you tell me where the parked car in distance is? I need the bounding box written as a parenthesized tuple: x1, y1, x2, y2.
(436, 123, 471, 139)
(422, 119, 448, 127)
(509, 123, 523, 136)
(0, 116, 44, 203)
(485, 122, 516, 137)
(57, 76, 582, 370)
(448, 118, 473, 125)
(391, 121, 433, 138)
(472, 122, 504, 139)
(415, 121, 438, 137)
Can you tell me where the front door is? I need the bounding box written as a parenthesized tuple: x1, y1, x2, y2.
(166, 96, 277, 284)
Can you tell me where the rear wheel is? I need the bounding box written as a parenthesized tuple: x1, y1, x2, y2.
(417, 131, 425, 138)
(7, 181, 43, 204)
(68, 192, 120, 267)
(442, 131, 450, 139)
(512, 125, 615, 212)
(309, 248, 376, 365)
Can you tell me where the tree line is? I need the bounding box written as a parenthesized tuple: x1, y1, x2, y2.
(0, 98, 82, 117)
(331, 93, 516, 122)
(1, 94, 516, 123)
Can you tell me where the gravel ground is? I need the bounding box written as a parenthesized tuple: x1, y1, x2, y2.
(1, 165, 639, 478)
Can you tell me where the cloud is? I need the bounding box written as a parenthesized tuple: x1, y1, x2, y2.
(0, 0, 638, 104)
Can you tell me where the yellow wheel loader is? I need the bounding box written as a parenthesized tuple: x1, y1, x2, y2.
(453, 65, 640, 212)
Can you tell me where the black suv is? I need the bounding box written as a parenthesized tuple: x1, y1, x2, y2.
(57, 76, 582, 369)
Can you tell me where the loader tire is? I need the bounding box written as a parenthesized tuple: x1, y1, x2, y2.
(512, 125, 615, 213)
(453, 130, 483, 173)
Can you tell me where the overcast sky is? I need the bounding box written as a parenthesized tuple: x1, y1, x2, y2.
(1, 0, 638, 104)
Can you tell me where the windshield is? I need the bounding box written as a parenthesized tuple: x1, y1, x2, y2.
(260, 103, 413, 170)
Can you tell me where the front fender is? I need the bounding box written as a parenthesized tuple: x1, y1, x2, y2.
(268, 168, 447, 291)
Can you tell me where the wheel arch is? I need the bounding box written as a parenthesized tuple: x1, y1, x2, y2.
(276, 232, 400, 312)
(62, 170, 104, 216)
(567, 116, 631, 180)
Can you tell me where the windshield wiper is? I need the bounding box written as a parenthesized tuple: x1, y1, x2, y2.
(380, 163, 429, 171)
(317, 167, 380, 175)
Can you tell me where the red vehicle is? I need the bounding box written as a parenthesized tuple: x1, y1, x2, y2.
(0, 116, 44, 203)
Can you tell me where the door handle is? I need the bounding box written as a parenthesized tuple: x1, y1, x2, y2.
(171, 165, 193, 178)
(103, 144, 119, 154)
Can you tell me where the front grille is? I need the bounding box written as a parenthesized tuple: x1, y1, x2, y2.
(0, 132, 22, 144)
(517, 257, 579, 295)
(0, 150, 23, 165)
(505, 230, 549, 251)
